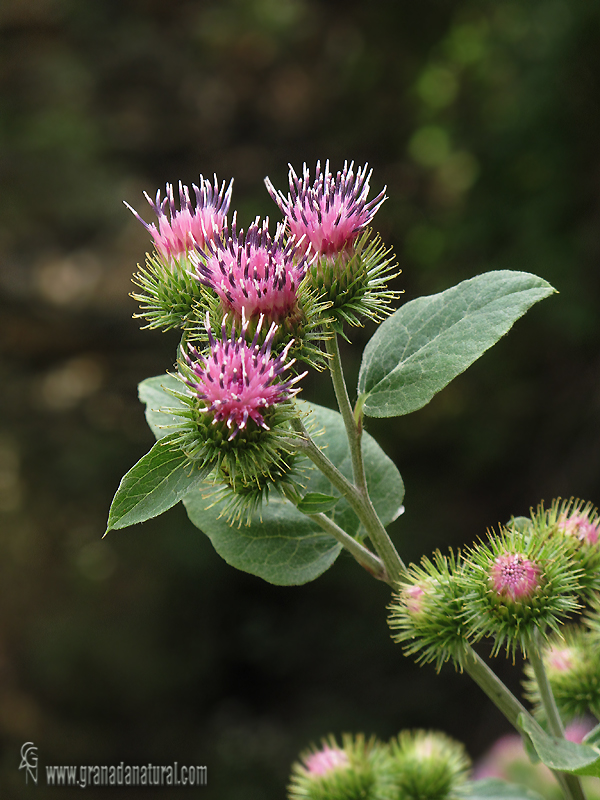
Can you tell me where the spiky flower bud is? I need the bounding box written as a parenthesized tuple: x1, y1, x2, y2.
(287, 735, 395, 800)
(462, 527, 582, 657)
(127, 175, 233, 330)
(523, 627, 600, 722)
(169, 313, 305, 521)
(388, 552, 471, 671)
(265, 161, 401, 327)
(388, 730, 471, 800)
(530, 499, 600, 597)
(125, 175, 232, 260)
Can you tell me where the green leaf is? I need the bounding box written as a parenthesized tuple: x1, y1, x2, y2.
(138, 373, 186, 440)
(297, 493, 341, 514)
(181, 400, 405, 585)
(518, 713, 600, 777)
(457, 778, 546, 800)
(106, 434, 212, 532)
(357, 270, 556, 418)
(583, 721, 600, 748)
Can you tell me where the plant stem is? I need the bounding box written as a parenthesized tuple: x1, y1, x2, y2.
(325, 333, 366, 491)
(462, 647, 532, 728)
(313, 332, 407, 582)
(306, 512, 393, 586)
(525, 631, 587, 800)
(526, 629, 564, 737)
(292, 416, 407, 582)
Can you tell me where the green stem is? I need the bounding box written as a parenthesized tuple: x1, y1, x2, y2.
(315, 332, 407, 582)
(525, 631, 587, 800)
(526, 630, 565, 737)
(306, 512, 392, 586)
(292, 416, 407, 582)
(462, 647, 532, 729)
(325, 333, 366, 491)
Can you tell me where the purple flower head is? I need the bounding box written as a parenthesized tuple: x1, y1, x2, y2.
(557, 513, 599, 546)
(125, 175, 232, 260)
(304, 746, 349, 777)
(490, 553, 541, 602)
(192, 215, 311, 323)
(265, 160, 386, 259)
(182, 312, 305, 440)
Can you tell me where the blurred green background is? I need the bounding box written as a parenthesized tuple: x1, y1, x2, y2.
(1, 0, 600, 797)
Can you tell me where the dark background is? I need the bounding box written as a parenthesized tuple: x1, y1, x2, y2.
(1, 0, 600, 797)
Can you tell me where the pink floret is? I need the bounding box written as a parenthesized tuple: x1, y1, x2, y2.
(490, 553, 541, 601)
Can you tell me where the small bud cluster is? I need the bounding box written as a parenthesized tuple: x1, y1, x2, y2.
(125, 163, 398, 521)
(288, 730, 469, 800)
(389, 498, 600, 664)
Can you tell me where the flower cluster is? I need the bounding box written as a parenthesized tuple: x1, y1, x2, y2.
(125, 163, 397, 520)
(181, 312, 304, 440)
(192, 216, 310, 325)
(287, 730, 470, 800)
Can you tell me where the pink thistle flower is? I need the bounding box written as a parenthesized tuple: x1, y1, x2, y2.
(304, 746, 349, 776)
(192, 215, 311, 323)
(182, 313, 305, 440)
(265, 160, 386, 259)
(557, 513, 599, 546)
(125, 175, 232, 260)
(490, 553, 541, 602)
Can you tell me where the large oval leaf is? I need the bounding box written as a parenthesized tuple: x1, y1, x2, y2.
(357, 271, 555, 418)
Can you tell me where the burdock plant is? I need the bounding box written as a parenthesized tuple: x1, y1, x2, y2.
(108, 161, 600, 800)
